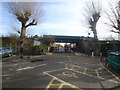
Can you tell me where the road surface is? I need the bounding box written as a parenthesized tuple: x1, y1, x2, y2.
(2, 53, 120, 89)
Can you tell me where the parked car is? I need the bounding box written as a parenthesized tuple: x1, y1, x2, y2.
(0, 47, 13, 58)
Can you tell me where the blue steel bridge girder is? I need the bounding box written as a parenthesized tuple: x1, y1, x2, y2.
(43, 35, 82, 43)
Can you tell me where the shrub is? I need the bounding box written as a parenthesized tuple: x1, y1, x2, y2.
(31, 44, 48, 55)
(23, 41, 48, 55)
(39, 44, 48, 55)
(31, 46, 41, 55)
(23, 42, 33, 55)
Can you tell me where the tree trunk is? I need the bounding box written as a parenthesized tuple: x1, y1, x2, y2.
(93, 28, 98, 40)
(19, 26, 26, 59)
(91, 23, 99, 55)
(92, 22, 98, 40)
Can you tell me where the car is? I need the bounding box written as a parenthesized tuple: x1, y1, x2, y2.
(0, 47, 13, 58)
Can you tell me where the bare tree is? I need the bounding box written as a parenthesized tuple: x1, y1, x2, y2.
(10, 25, 33, 37)
(84, 0, 102, 40)
(105, 1, 120, 34)
(42, 35, 55, 46)
(6, 2, 43, 58)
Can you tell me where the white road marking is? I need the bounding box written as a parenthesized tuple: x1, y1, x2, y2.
(43, 72, 80, 89)
(2, 75, 11, 77)
(59, 61, 68, 64)
(16, 67, 34, 71)
(35, 64, 47, 67)
(16, 64, 46, 71)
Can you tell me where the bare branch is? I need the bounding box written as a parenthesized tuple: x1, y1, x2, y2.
(83, 0, 102, 40)
(111, 30, 120, 34)
(105, 10, 117, 29)
(104, 0, 120, 34)
(6, 2, 42, 26)
(109, 2, 118, 22)
(25, 19, 37, 28)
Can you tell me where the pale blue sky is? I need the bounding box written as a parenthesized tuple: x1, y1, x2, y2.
(0, 0, 119, 40)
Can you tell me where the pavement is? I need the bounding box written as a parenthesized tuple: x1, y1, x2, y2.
(2, 52, 120, 89)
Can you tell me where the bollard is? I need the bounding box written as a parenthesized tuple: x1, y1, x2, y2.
(105, 58, 108, 66)
(100, 53, 102, 62)
(92, 52, 94, 57)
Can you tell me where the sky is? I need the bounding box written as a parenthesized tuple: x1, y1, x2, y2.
(0, 0, 120, 40)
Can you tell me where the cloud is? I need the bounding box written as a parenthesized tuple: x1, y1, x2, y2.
(43, 1, 85, 22)
(37, 22, 90, 36)
(0, 25, 11, 34)
(1, 0, 119, 40)
(37, 1, 91, 36)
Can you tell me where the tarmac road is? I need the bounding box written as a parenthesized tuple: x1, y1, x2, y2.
(2, 53, 120, 89)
